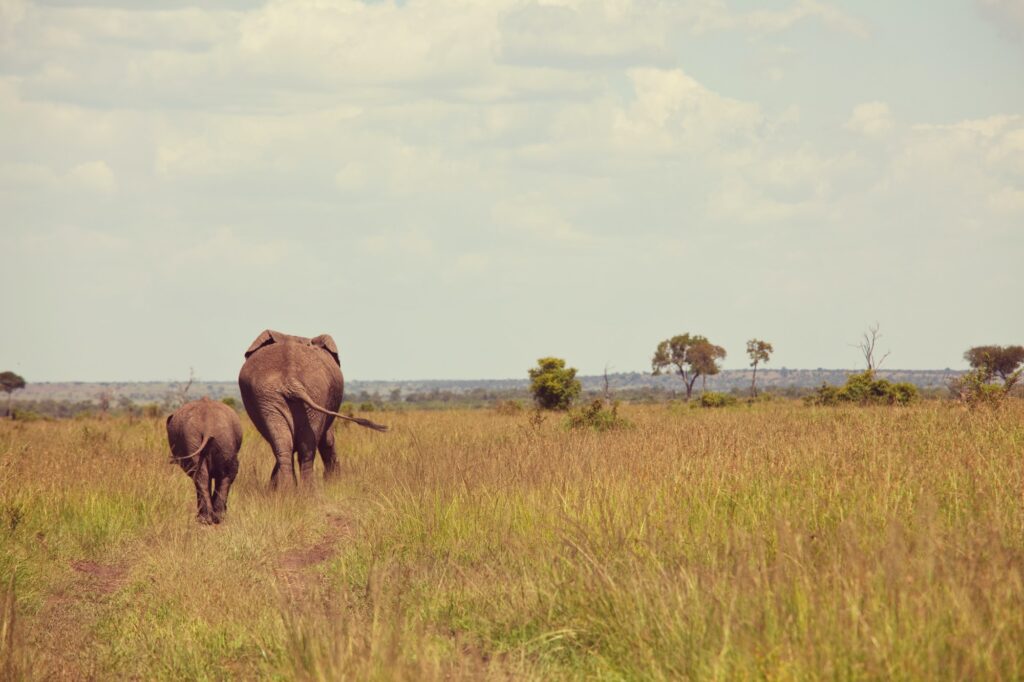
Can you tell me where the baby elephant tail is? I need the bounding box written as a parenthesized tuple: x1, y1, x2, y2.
(289, 386, 389, 432)
(170, 433, 212, 462)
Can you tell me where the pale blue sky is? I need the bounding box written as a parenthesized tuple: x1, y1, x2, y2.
(1, 0, 1022, 381)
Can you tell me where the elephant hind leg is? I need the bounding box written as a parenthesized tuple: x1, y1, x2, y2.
(318, 426, 339, 480)
(270, 448, 296, 489)
(263, 428, 297, 489)
(296, 437, 317, 487)
(212, 459, 239, 523)
(193, 456, 215, 524)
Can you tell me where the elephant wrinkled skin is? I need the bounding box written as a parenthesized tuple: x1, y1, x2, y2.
(238, 329, 386, 488)
(166, 397, 242, 525)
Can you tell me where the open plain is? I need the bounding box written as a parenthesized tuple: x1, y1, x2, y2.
(2, 401, 1023, 680)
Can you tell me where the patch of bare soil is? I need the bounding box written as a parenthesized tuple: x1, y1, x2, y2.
(27, 559, 129, 680)
(274, 513, 354, 601)
(70, 560, 128, 595)
(277, 513, 353, 571)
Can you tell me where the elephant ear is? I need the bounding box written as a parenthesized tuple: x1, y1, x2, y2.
(244, 329, 283, 358)
(311, 334, 340, 366)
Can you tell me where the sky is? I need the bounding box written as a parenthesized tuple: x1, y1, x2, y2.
(1, 0, 1022, 382)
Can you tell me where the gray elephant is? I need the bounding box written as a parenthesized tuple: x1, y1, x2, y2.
(166, 397, 243, 524)
(238, 329, 386, 488)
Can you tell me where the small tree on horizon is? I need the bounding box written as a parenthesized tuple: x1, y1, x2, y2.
(528, 357, 581, 411)
(746, 339, 774, 397)
(1, 371, 26, 418)
(652, 334, 726, 401)
(964, 345, 1024, 389)
(853, 323, 890, 373)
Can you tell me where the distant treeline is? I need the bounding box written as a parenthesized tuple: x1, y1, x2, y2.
(9, 382, 964, 419)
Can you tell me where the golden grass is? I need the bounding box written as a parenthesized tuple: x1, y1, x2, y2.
(1, 401, 1023, 679)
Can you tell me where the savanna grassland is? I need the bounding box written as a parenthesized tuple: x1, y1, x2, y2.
(2, 401, 1023, 680)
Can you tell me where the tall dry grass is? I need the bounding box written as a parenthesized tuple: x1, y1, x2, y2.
(1, 401, 1022, 679)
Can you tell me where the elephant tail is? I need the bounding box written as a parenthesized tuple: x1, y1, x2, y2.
(170, 434, 212, 462)
(289, 387, 389, 432)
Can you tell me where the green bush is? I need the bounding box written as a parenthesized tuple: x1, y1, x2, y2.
(528, 357, 581, 411)
(11, 409, 45, 422)
(565, 400, 631, 431)
(695, 392, 738, 408)
(950, 368, 1020, 407)
(806, 371, 918, 406)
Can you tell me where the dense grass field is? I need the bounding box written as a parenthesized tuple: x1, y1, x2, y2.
(1, 401, 1023, 680)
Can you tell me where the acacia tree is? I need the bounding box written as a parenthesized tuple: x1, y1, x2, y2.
(0, 371, 26, 418)
(652, 334, 726, 400)
(746, 339, 774, 397)
(964, 345, 1024, 389)
(528, 357, 581, 410)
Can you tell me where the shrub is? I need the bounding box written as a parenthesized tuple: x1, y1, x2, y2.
(565, 400, 631, 431)
(11, 409, 45, 422)
(950, 367, 1020, 407)
(805, 371, 918, 406)
(528, 357, 581, 411)
(220, 397, 239, 410)
(695, 392, 738, 408)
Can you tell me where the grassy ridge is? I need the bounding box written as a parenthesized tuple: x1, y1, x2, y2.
(1, 402, 1023, 679)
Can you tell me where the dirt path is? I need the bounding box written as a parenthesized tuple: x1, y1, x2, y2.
(27, 559, 129, 680)
(274, 512, 354, 601)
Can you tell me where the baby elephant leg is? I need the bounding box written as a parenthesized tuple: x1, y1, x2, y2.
(211, 458, 239, 523)
(193, 456, 215, 525)
(212, 460, 239, 520)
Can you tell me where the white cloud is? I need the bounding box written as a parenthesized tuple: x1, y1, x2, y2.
(976, 0, 1024, 39)
(683, 0, 867, 37)
(172, 226, 296, 269)
(360, 229, 435, 257)
(846, 101, 894, 137)
(67, 160, 117, 193)
(493, 197, 593, 244)
(989, 187, 1024, 215)
(613, 68, 762, 151)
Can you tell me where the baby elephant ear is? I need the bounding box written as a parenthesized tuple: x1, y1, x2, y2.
(244, 329, 280, 358)
(311, 334, 340, 366)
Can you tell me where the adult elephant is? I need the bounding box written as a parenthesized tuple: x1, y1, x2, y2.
(238, 329, 387, 487)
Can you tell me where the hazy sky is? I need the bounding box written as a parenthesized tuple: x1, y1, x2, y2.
(1, 0, 1022, 382)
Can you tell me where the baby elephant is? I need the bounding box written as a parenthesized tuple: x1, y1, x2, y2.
(166, 398, 243, 525)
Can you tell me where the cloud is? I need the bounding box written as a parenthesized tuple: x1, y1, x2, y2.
(613, 68, 762, 152)
(976, 0, 1024, 39)
(683, 0, 867, 37)
(360, 229, 434, 257)
(492, 196, 593, 244)
(846, 101, 894, 137)
(67, 160, 116, 193)
(498, 1, 670, 69)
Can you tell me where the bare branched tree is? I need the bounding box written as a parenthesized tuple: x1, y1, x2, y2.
(170, 367, 195, 409)
(852, 323, 890, 372)
(603, 364, 613, 407)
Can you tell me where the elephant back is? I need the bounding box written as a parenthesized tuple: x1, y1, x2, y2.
(238, 338, 345, 419)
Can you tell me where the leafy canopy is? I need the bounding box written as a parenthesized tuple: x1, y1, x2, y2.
(651, 334, 725, 377)
(746, 339, 773, 367)
(0, 372, 26, 395)
(964, 345, 1024, 383)
(528, 357, 581, 411)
